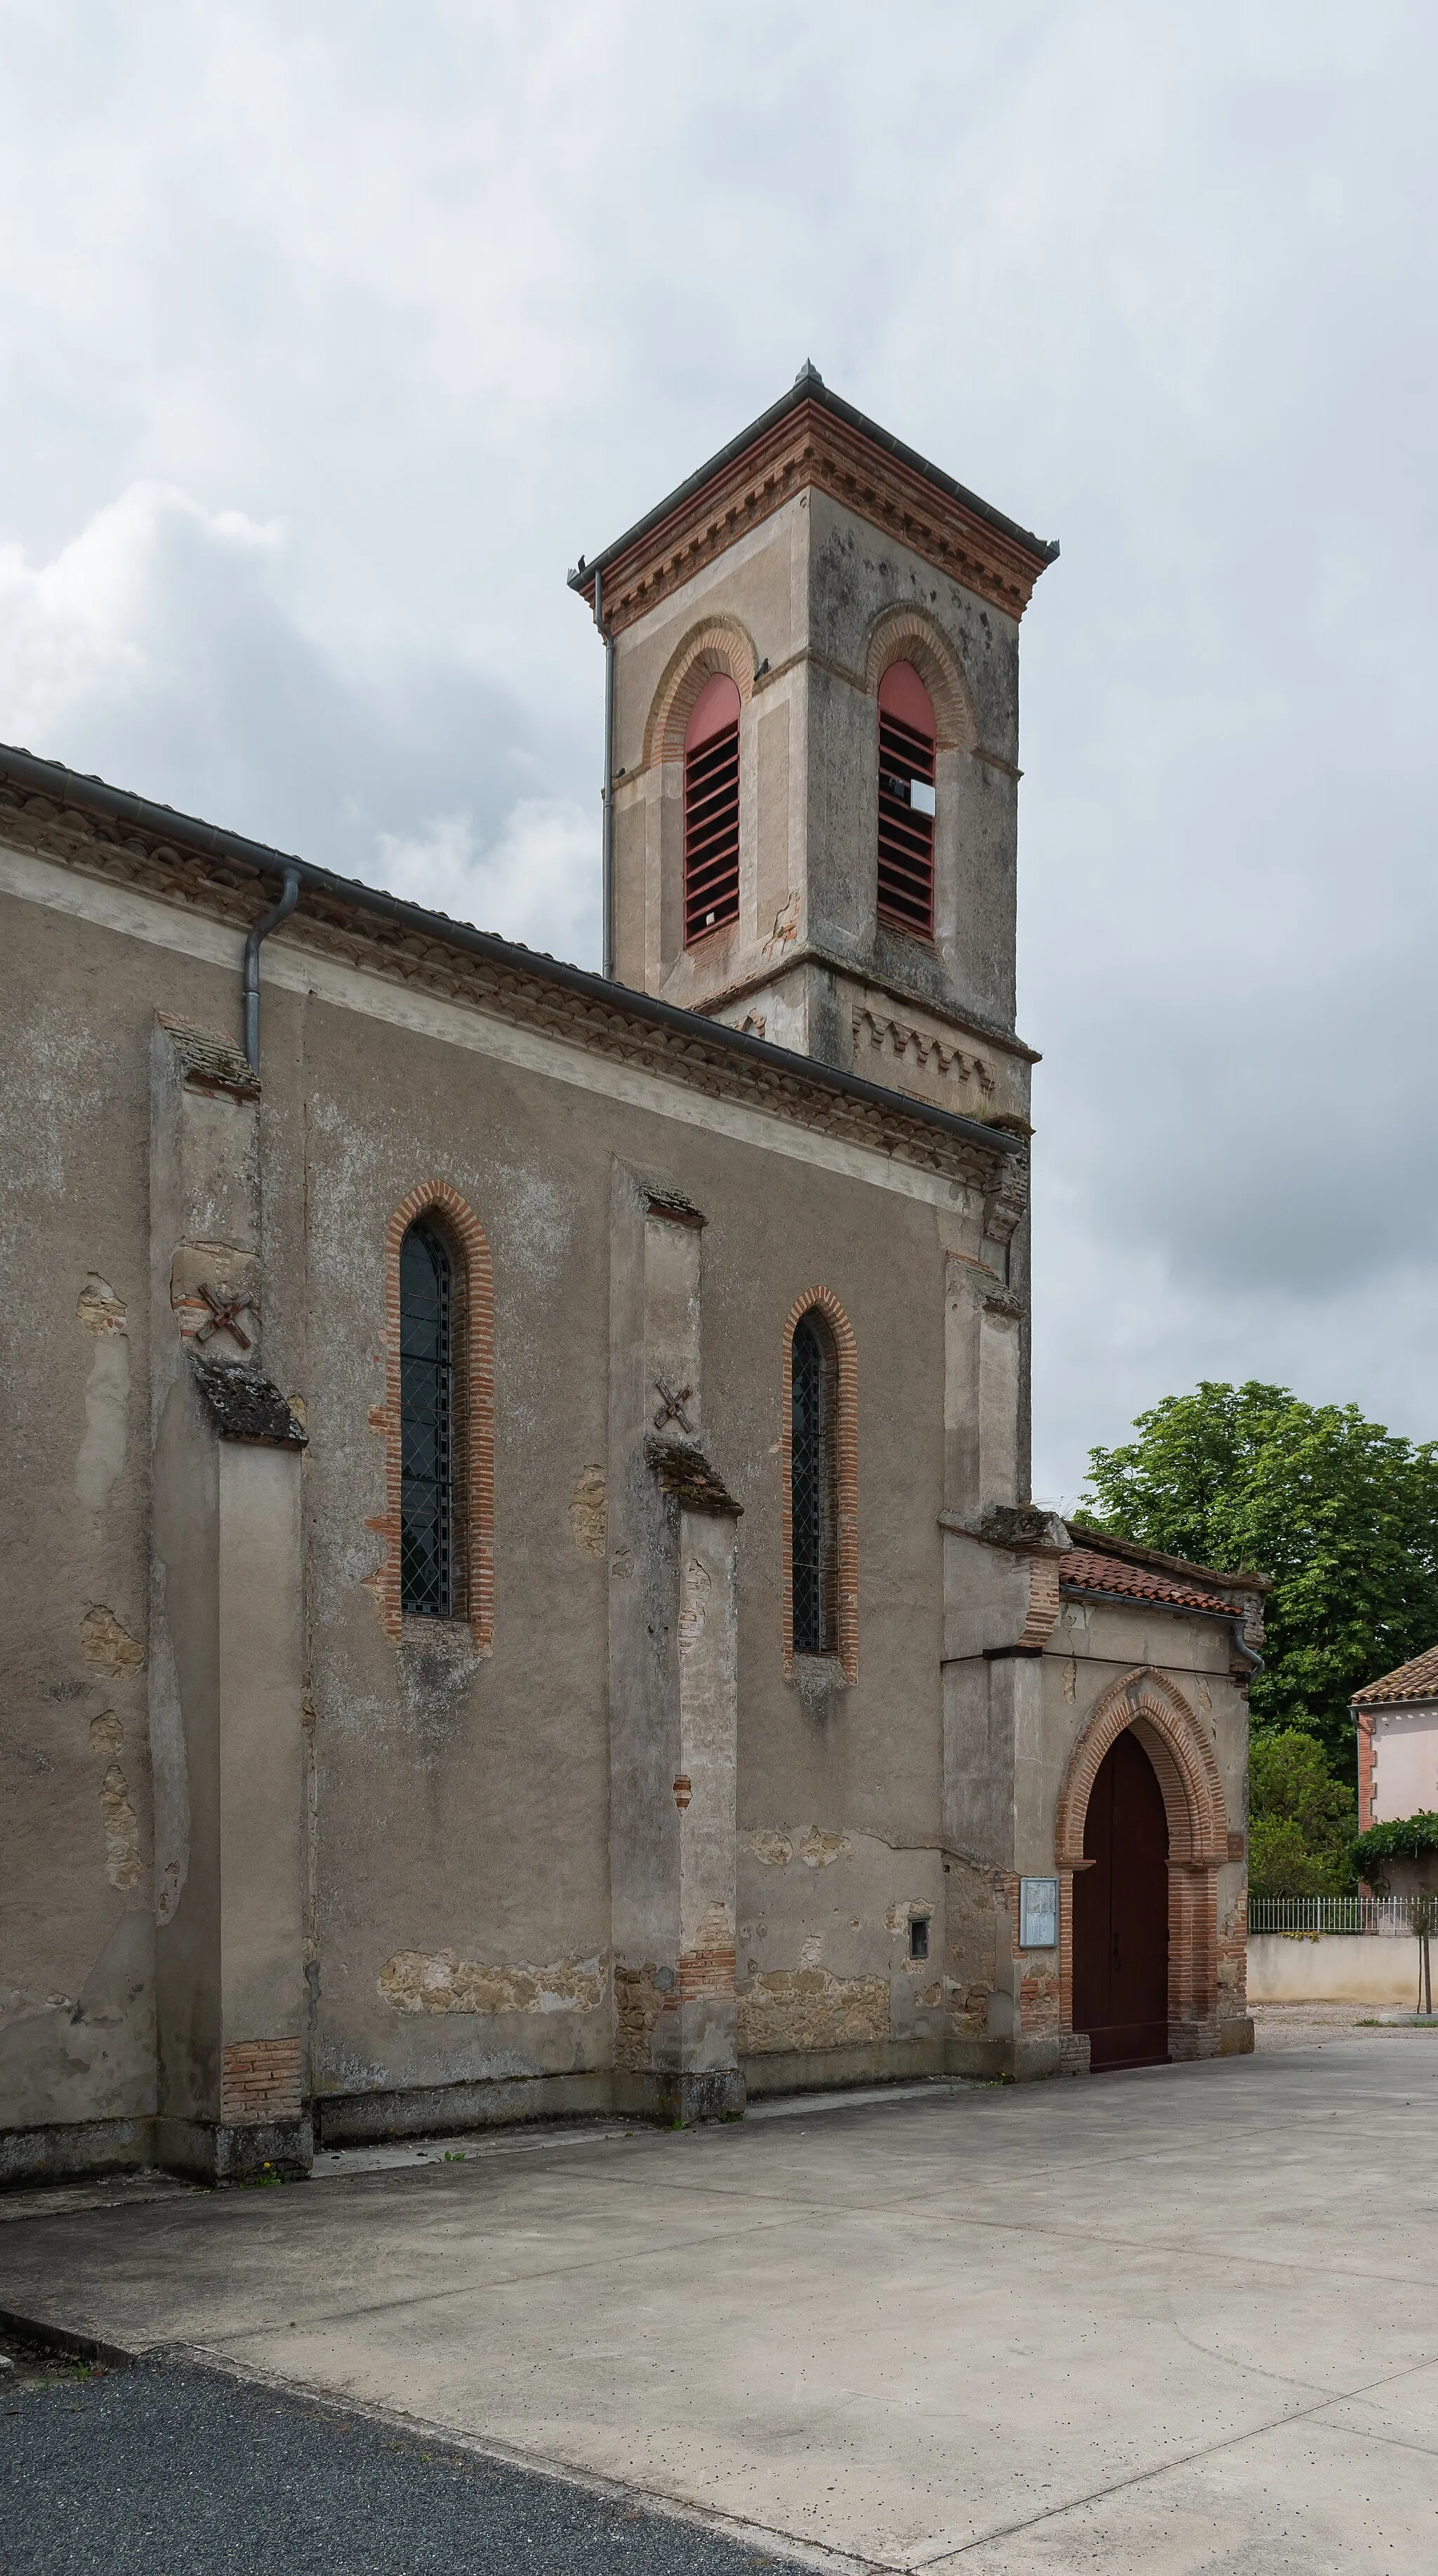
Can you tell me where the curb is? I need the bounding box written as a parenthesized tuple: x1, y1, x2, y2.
(0, 2306, 140, 2372)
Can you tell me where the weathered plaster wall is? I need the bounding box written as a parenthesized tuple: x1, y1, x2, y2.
(290, 975, 975, 2116)
(1, 838, 1251, 2166)
(0, 887, 158, 2146)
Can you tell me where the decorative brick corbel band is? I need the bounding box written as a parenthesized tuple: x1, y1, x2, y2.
(378, 1180, 494, 1647)
(781, 1286, 859, 1684)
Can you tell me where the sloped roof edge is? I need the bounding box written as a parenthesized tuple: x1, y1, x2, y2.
(567, 364, 1059, 593)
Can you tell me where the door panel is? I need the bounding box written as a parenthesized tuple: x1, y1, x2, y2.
(1072, 1727, 1170, 2070)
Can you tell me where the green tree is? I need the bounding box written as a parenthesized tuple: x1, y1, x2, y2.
(1081, 1382, 1438, 1780)
(1247, 1730, 1357, 1897)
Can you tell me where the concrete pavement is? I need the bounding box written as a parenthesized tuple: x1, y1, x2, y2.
(2, 2036, 1436, 2572)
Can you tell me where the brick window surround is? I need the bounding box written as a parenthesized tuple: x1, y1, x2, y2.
(381, 1180, 494, 1648)
(781, 1287, 858, 1683)
(1053, 1667, 1234, 2059)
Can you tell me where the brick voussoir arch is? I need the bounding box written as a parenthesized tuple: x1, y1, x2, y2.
(644, 616, 758, 770)
(863, 605, 977, 754)
(1055, 1666, 1232, 2052)
(781, 1286, 859, 1684)
(1055, 1667, 1229, 1871)
(381, 1179, 494, 1648)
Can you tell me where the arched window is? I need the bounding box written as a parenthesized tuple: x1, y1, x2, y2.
(400, 1220, 459, 1616)
(683, 673, 741, 944)
(383, 1182, 494, 1646)
(791, 1307, 839, 1656)
(876, 661, 936, 938)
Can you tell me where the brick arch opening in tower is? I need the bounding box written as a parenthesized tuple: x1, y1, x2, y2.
(876, 661, 936, 937)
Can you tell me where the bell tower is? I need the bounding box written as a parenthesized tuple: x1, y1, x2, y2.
(569, 365, 1057, 1133)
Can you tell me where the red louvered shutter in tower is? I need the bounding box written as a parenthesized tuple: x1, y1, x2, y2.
(876, 661, 936, 937)
(683, 674, 741, 945)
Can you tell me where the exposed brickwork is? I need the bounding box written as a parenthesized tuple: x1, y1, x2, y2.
(572, 390, 1053, 637)
(1057, 1866, 1076, 2033)
(1357, 1707, 1376, 1832)
(378, 1181, 494, 1647)
(1018, 1552, 1062, 1651)
(678, 1942, 737, 2003)
(1217, 1896, 1248, 2018)
(220, 2037, 302, 2125)
(780, 1286, 859, 1684)
(864, 607, 977, 753)
(1055, 1669, 1229, 1872)
(645, 621, 756, 767)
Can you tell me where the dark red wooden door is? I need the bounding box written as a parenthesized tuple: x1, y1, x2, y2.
(1072, 1727, 1170, 2070)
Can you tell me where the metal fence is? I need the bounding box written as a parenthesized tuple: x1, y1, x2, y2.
(1248, 1894, 1427, 1936)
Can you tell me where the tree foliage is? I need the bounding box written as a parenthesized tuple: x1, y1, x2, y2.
(1081, 1382, 1438, 1777)
(1247, 1730, 1356, 1897)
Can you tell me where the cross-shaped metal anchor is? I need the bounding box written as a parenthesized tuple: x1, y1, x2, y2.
(652, 1378, 696, 1435)
(195, 1282, 256, 1351)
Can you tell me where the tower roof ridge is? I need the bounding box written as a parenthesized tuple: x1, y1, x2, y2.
(567, 374, 1057, 629)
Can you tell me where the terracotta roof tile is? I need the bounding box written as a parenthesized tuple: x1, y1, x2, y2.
(1352, 1643, 1438, 1707)
(1059, 1545, 1240, 1618)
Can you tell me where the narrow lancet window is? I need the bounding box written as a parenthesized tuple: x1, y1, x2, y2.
(683, 673, 741, 944)
(876, 661, 937, 937)
(791, 1307, 838, 1655)
(400, 1220, 455, 1616)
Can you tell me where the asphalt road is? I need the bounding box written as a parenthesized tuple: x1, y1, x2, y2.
(0, 2351, 799, 2576)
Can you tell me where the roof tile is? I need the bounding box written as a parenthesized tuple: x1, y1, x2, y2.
(1059, 1545, 1239, 1618)
(1352, 1643, 1438, 1707)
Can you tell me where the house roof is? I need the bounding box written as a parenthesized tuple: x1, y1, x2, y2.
(1059, 1545, 1245, 1619)
(1352, 1644, 1438, 1709)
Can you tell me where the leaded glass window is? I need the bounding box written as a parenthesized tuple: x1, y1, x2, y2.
(400, 1221, 454, 1616)
(791, 1309, 838, 1655)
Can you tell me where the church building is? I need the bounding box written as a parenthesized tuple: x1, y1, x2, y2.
(1, 369, 1260, 2186)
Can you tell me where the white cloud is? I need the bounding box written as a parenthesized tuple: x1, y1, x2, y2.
(374, 800, 597, 960)
(1, 1, 1436, 1493)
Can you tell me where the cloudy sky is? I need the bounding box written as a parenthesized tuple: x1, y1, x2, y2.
(4, 2, 1434, 1505)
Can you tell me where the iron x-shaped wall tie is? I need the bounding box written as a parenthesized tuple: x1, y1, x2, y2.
(195, 1283, 257, 1352)
(652, 1379, 696, 1435)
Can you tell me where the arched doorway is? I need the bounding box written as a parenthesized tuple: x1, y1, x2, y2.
(1072, 1727, 1170, 2070)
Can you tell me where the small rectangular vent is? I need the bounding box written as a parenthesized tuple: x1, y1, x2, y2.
(684, 719, 741, 944)
(877, 711, 935, 937)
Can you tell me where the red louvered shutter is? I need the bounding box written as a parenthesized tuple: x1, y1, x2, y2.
(683, 675, 741, 944)
(876, 661, 936, 937)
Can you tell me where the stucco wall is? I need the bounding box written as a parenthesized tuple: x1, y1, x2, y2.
(1248, 1934, 1421, 2007)
(1371, 1705, 1438, 1821)
(0, 857, 998, 2144)
(1, 830, 1253, 2161)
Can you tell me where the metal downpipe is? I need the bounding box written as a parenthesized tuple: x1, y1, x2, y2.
(596, 565, 616, 980)
(242, 864, 301, 1074)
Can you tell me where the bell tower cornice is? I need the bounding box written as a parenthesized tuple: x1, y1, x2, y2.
(569, 365, 1059, 639)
